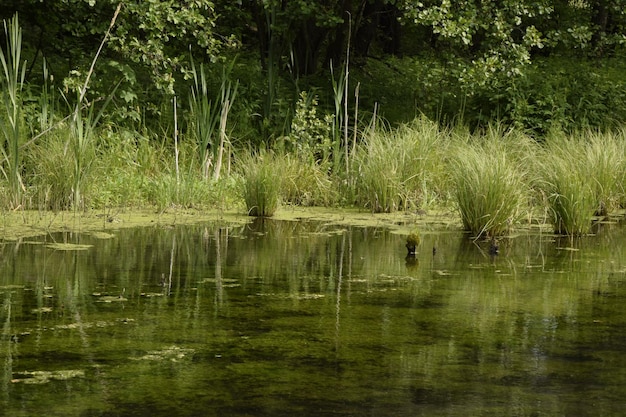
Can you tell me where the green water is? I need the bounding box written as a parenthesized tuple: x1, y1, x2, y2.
(1, 218, 626, 416)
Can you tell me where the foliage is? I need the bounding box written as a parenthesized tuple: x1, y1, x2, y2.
(402, 0, 549, 90)
(110, 0, 227, 94)
(189, 58, 239, 180)
(281, 91, 332, 158)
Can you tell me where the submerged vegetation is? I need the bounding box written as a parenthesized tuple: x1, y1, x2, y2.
(1, 10, 626, 237)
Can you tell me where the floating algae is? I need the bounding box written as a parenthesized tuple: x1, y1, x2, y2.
(88, 231, 116, 239)
(11, 369, 85, 384)
(46, 243, 93, 251)
(132, 346, 195, 362)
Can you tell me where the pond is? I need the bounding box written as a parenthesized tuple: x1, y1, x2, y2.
(1, 217, 626, 416)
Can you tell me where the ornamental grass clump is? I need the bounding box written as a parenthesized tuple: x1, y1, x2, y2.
(354, 116, 447, 212)
(278, 152, 335, 206)
(450, 130, 532, 238)
(534, 133, 597, 236)
(583, 130, 626, 216)
(239, 150, 281, 217)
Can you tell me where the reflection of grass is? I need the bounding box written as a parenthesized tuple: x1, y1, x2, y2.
(4, 219, 626, 416)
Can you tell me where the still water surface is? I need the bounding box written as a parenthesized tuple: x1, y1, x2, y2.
(1, 218, 626, 416)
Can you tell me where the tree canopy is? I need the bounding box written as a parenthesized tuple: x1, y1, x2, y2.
(1, 0, 625, 133)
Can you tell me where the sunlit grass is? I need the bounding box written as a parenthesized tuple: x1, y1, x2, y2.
(278, 152, 336, 206)
(534, 132, 597, 236)
(450, 128, 533, 237)
(353, 116, 448, 212)
(238, 150, 281, 216)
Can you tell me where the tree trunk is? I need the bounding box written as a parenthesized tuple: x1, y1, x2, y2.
(591, 0, 609, 54)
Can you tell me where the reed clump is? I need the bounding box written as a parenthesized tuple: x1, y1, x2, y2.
(353, 116, 448, 212)
(450, 129, 533, 238)
(239, 150, 282, 217)
(278, 152, 336, 206)
(583, 130, 625, 216)
(534, 130, 626, 235)
(534, 133, 592, 236)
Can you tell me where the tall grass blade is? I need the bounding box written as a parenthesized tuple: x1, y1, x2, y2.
(0, 13, 27, 208)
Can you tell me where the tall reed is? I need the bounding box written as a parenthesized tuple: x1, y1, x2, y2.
(189, 59, 238, 180)
(0, 14, 26, 208)
(330, 59, 350, 177)
(67, 3, 120, 211)
(450, 129, 532, 237)
(189, 61, 218, 180)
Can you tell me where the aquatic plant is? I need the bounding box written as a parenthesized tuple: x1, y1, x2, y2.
(450, 130, 532, 238)
(534, 132, 605, 235)
(354, 116, 448, 212)
(405, 230, 420, 255)
(189, 58, 238, 181)
(239, 150, 281, 216)
(0, 14, 26, 208)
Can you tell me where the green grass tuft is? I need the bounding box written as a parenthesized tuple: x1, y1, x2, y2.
(450, 129, 532, 238)
(239, 150, 282, 217)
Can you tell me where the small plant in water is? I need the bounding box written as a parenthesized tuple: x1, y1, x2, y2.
(406, 230, 420, 255)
